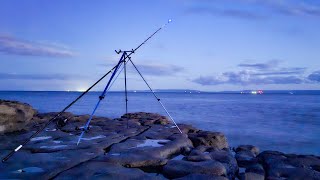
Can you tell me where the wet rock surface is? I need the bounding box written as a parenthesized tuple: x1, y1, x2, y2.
(235, 145, 259, 168)
(258, 151, 320, 179)
(0, 100, 320, 179)
(0, 100, 37, 134)
(188, 131, 228, 149)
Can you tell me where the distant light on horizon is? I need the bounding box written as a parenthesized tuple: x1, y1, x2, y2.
(76, 88, 86, 92)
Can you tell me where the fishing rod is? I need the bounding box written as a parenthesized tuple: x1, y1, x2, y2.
(76, 19, 173, 145)
(2, 19, 173, 162)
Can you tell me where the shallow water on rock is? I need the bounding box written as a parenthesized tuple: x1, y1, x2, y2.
(239, 167, 246, 174)
(30, 136, 52, 141)
(14, 167, 44, 173)
(40, 145, 68, 149)
(172, 154, 185, 160)
(81, 135, 106, 141)
(109, 153, 121, 156)
(135, 139, 170, 148)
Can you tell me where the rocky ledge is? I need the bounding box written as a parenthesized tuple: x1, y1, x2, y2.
(0, 100, 320, 180)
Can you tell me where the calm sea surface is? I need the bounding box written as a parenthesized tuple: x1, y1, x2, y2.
(0, 91, 319, 155)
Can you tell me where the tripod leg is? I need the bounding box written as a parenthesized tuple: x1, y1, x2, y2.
(76, 53, 125, 145)
(128, 59, 182, 134)
(124, 60, 129, 128)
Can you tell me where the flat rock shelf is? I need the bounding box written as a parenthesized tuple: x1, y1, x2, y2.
(0, 100, 320, 179)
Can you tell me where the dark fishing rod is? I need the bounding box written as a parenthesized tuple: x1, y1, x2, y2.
(2, 19, 172, 161)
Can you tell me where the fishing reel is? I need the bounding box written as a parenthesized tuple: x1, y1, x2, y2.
(56, 118, 68, 129)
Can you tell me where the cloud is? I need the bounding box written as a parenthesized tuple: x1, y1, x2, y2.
(238, 60, 306, 75)
(186, 7, 265, 20)
(266, 1, 320, 17)
(252, 67, 306, 75)
(308, 71, 320, 82)
(0, 34, 75, 57)
(100, 61, 184, 76)
(192, 73, 304, 85)
(185, 0, 320, 19)
(0, 73, 83, 80)
(132, 63, 184, 76)
(192, 60, 313, 86)
(238, 60, 280, 70)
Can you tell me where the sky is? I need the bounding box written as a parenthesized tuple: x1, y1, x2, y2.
(0, 0, 320, 91)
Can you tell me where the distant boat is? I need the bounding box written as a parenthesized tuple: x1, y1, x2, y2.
(289, 92, 294, 95)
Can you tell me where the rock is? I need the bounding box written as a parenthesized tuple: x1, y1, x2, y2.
(136, 124, 178, 140)
(0, 113, 148, 179)
(243, 172, 264, 180)
(189, 149, 205, 156)
(184, 154, 212, 162)
(121, 112, 170, 125)
(235, 150, 258, 167)
(163, 160, 226, 179)
(245, 163, 265, 175)
(181, 146, 192, 156)
(235, 145, 259, 156)
(174, 173, 228, 180)
(210, 150, 238, 179)
(258, 151, 320, 179)
(163, 160, 226, 178)
(286, 154, 320, 168)
(0, 100, 37, 134)
(268, 167, 320, 180)
(235, 145, 260, 168)
(55, 161, 166, 180)
(188, 131, 228, 149)
(99, 133, 193, 168)
(177, 124, 199, 134)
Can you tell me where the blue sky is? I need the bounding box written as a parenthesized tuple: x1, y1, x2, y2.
(0, 0, 320, 91)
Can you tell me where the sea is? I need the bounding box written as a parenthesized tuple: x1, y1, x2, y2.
(0, 90, 319, 155)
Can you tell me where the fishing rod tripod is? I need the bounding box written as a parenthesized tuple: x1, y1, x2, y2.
(76, 49, 182, 144)
(2, 19, 182, 163)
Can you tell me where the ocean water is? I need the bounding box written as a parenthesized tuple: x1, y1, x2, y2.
(0, 91, 319, 155)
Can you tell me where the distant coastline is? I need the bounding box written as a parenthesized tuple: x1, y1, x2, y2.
(0, 89, 320, 95)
